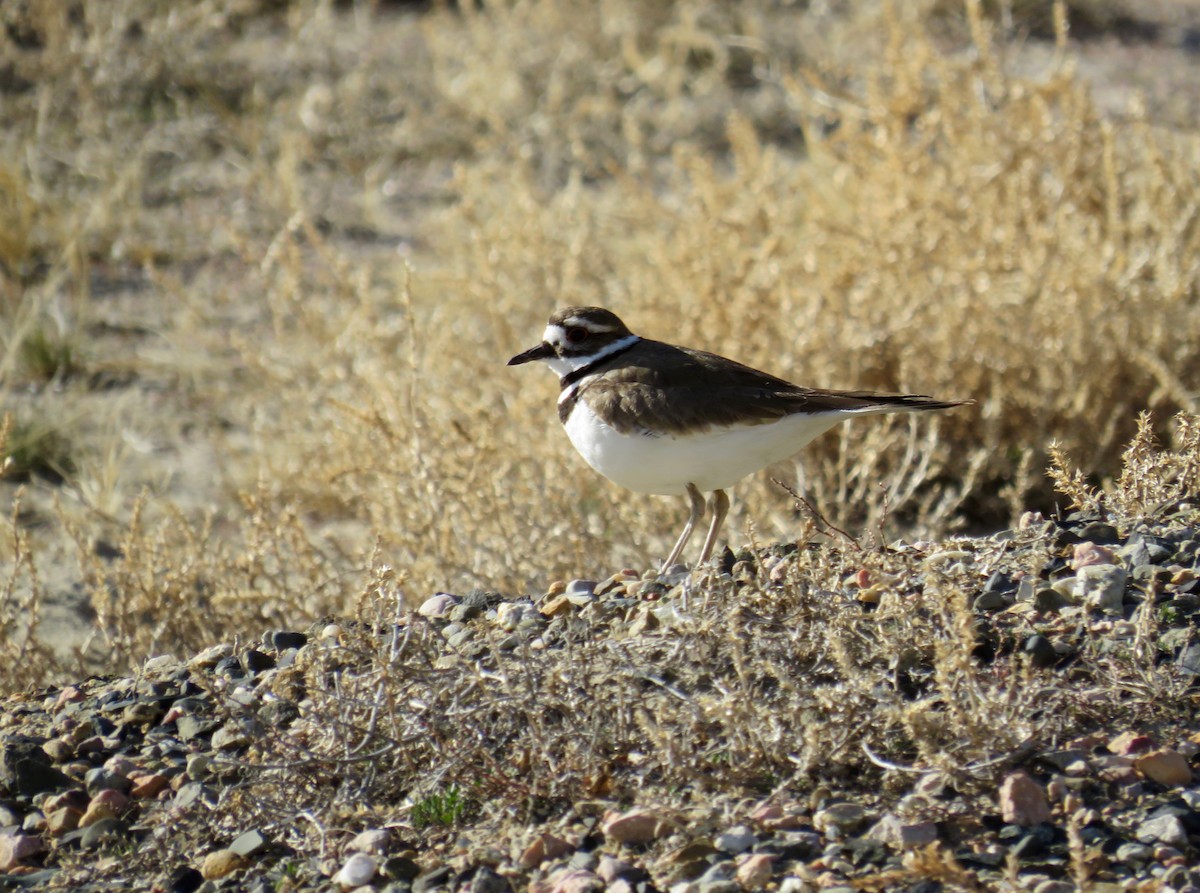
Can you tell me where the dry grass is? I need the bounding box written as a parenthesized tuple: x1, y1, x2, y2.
(0, 0, 1198, 695)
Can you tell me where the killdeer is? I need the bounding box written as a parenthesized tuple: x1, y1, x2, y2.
(509, 306, 967, 571)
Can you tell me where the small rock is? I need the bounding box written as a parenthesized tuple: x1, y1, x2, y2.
(1071, 542, 1118, 569)
(495, 602, 534, 629)
(334, 853, 378, 889)
(601, 808, 673, 844)
(381, 856, 421, 883)
(45, 807, 82, 836)
(80, 817, 129, 850)
(201, 848, 247, 880)
(1133, 748, 1193, 786)
(999, 771, 1051, 826)
(866, 813, 939, 849)
(564, 579, 597, 600)
(547, 868, 603, 893)
(539, 595, 573, 618)
(518, 831, 573, 868)
(1033, 881, 1075, 893)
(0, 831, 46, 870)
(188, 643, 234, 669)
(1136, 814, 1188, 848)
(412, 866, 455, 893)
(1024, 635, 1058, 667)
(595, 855, 641, 885)
(165, 866, 205, 893)
(1114, 841, 1154, 863)
(347, 828, 390, 855)
(1093, 754, 1138, 785)
(130, 773, 170, 799)
(735, 853, 775, 888)
(1178, 643, 1200, 675)
(1109, 732, 1155, 755)
(241, 648, 275, 673)
(143, 654, 177, 673)
(41, 738, 74, 763)
(1078, 564, 1127, 612)
(54, 686, 86, 709)
(229, 829, 269, 857)
(467, 865, 510, 893)
(749, 803, 784, 826)
(85, 767, 132, 796)
(813, 802, 871, 834)
(211, 723, 250, 750)
(92, 786, 131, 812)
(269, 630, 308, 651)
(79, 799, 118, 828)
(418, 594, 458, 618)
(714, 825, 755, 854)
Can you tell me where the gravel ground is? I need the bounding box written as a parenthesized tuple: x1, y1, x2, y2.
(2, 508, 1199, 892)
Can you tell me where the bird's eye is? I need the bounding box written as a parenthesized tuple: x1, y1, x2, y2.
(566, 327, 589, 344)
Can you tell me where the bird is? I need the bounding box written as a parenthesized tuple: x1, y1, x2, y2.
(508, 306, 967, 572)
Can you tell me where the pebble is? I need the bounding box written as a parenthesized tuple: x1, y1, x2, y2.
(1078, 564, 1128, 612)
(999, 771, 1052, 826)
(0, 832, 45, 870)
(519, 831, 573, 868)
(1136, 814, 1188, 848)
(735, 853, 776, 888)
(812, 802, 871, 834)
(201, 848, 247, 879)
(347, 828, 390, 855)
(713, 825, 756, 854)
(866, 813, 938, 849)
(80, 817, 129, 849)
(334, 853, 378, 888)
(1133, 749, 1193, 786)
(601, 808, 673, 844)
(229, 829, 269, 857)
(418, 594, 459, 618)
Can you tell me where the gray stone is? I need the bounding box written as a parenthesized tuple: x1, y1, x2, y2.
(866, 813, 938, 849)
(229, 829, 269, 857)
(1033, 882, 1075, 893)
(84, 767, 132, 796)
(973, 590, 1011, 611)
(1078, 564, 1127, 611)
(1024, 635, 1057, 667)
(381, 856, 421, 882)
(1036, 586, 1073, 611)
(468, 866, 510, 893)
(714, 824, 756, 854)
(176, 715, 218, 742)
(268, 630, 307, 651)
(568, 851, 599, 871)
(1178, 643, 1200, 675)
(412, 866, 455, 893)
(696, 882, 740, 893)
(1135, 813, 1188, 847)
(174, 782, 216, 810)
(80, 817, 130, 849)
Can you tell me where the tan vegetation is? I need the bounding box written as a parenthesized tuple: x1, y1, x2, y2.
(1, 0, 1199, 692)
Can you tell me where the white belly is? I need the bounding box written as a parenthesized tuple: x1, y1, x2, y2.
(562, 401, 845, 495)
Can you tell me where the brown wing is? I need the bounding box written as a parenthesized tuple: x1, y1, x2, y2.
(582, 340, 964, 436)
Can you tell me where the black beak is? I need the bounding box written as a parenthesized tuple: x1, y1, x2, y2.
(508, 342, 554, 366)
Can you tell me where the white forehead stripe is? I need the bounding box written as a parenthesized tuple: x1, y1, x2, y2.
(562, 318, 618, 332)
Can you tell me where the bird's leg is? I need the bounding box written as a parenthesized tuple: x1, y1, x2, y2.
(660, 483, 706, 573)
(697, 489, 730, 567)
